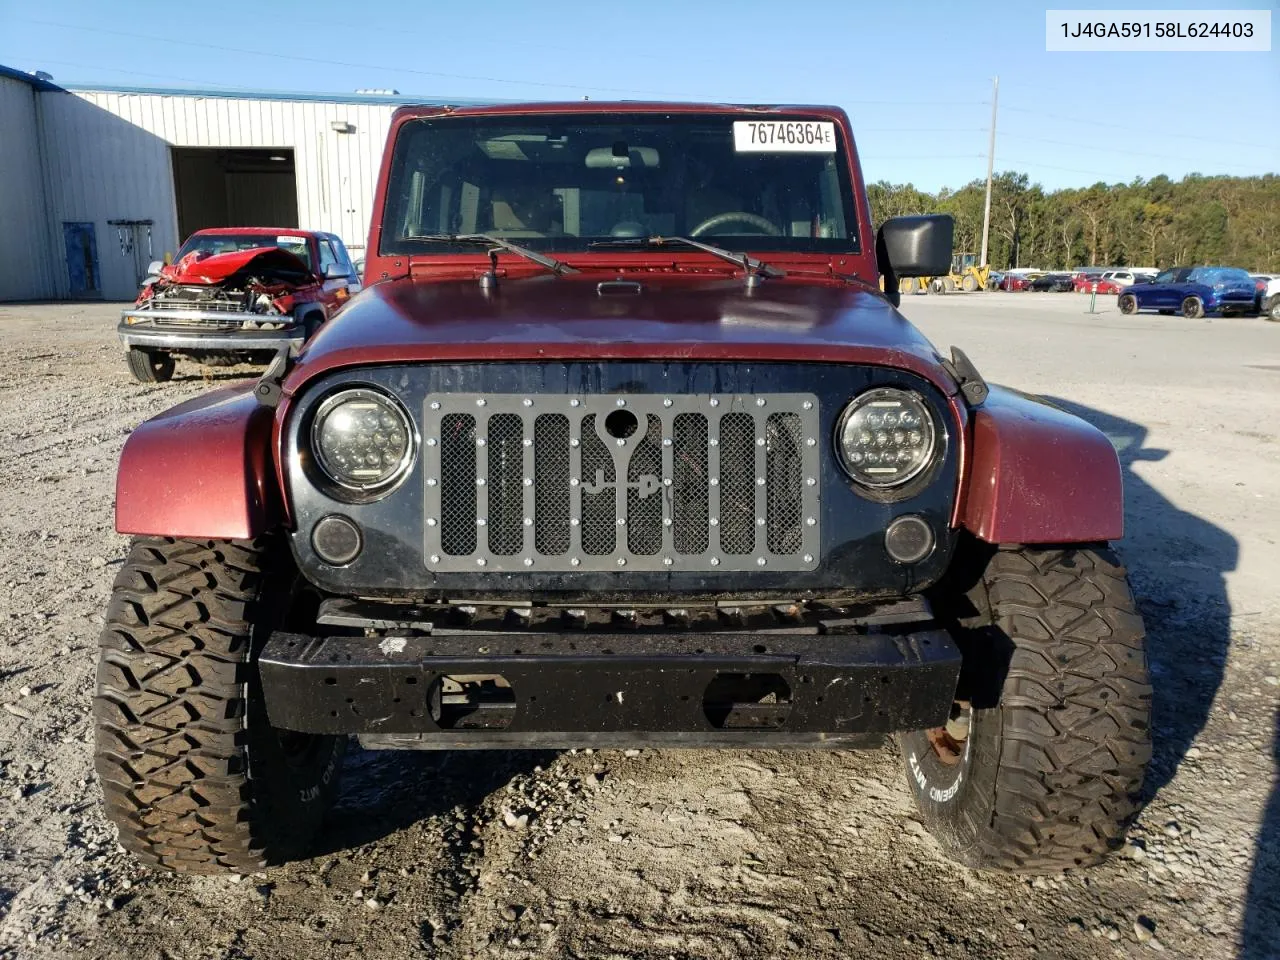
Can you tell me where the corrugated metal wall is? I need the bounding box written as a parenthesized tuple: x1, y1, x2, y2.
(30, 90, 395, 300)
(0, 76, 56, 300)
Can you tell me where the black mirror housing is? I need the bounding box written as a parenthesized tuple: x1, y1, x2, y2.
(876, 215, 954, 278)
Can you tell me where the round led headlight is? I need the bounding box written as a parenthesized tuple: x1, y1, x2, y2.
(836, 388, 937, 487)
(311, 388, 415, 494)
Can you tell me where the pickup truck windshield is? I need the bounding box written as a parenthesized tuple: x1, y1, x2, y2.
(177, 233, 314, 270)
(380, 114, 859, 257)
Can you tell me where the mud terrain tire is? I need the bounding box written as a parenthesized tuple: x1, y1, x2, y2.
(126, 348, 175, 383)
(899, 546, 1151, 872)
(95, 537, 345, 873)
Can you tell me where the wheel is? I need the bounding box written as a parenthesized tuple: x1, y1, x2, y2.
(929, 278, 946, 294)
(1118, 294, 1137, 315)
(943, 277, 957, 293)
(899, 545, 1151, 872)
(961, 274, 978, 292)
(1181, 295, 1205, 319)
(95, 536, 346, 873)
(1267, 295, 1280, 322)
(126, 348, 175, 383)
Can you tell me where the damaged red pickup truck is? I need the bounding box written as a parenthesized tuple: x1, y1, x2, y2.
(117, 227, 361, 382)
(97, 102, 1152, 876)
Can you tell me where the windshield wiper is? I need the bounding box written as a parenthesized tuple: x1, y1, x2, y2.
(402, 233, 578, 276)
(587, 235, 784, 284)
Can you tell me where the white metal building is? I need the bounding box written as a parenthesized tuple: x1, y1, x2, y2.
(0, 65, 489, 302)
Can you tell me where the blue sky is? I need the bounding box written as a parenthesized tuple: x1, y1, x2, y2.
(1, 0, 1275, 191)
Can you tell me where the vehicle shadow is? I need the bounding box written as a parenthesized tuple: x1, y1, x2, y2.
(1041, 398, 1236, 800)
(313, 746, 558, 855)
(1242, 707, 1278, 959)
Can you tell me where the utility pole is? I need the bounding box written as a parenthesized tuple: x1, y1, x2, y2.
(979, 76, 999, 268)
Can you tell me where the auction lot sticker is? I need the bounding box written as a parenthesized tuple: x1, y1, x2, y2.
(734, 121, 837, 152)
(1047, 9, 1271, 50)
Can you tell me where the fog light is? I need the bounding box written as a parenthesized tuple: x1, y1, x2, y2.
(312, 515, 362, 565)
(885, 515, 933, 563)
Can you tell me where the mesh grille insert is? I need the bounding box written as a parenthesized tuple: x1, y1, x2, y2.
(672, 413, 709, 554)
(766, 413, 805, 554)
(533, 414, 570, 555)
(439, 414, 477, 556)
(627, 414, 663, 555)
(486, 414, 524, 555)
(579, 415, 616, 556)
(717, 412, 756, 555)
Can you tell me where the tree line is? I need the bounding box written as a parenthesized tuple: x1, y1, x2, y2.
(867, 172, 1280, 272)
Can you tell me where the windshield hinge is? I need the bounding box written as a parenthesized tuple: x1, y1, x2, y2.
(941, 346, 989, 407)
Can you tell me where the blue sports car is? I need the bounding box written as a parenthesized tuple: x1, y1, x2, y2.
(1117, 266, 1259, 318)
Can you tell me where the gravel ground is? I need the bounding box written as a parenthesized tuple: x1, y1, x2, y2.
(0, 293, 1276, 960)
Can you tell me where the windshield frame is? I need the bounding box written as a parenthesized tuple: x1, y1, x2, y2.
(377, 111, 863, 260)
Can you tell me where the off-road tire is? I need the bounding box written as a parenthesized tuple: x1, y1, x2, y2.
(126, 348, 175, 383)
(899, 546, 1151, 872)
(1265, 294, 1280, 322)
(1118, 294, 1137, 315)
(943, 277, 957, 293)
(962, 274, 979, 292)
(95, 537, 346, 873)
(1181, 295, 1205, 319)
(929, 278, 946, 294)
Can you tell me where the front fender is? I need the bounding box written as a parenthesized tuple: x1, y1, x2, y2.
(960, 386, 1122, 544)
(116, 383, 284, 539)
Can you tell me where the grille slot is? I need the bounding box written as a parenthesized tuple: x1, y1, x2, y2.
(627, 414, 663, 555)
(672, 413, 709, 554)
(439, 414, 477, 556)
(486, 414, 524, 555)
(424, 394, 819, 572)
(533, 415, 570, 555)
(718, 412, 756, 555)
(766, 413, 805, 554)
(579, 415, 616, 556)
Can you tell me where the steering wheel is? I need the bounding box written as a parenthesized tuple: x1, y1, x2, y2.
(689, 212, 781, 237)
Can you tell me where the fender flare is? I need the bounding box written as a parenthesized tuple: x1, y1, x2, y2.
(116, 383, 284, 539)
(960, 385, 1123, 544)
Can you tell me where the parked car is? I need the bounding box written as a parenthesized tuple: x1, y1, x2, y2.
(1029, 272, 1073, 292)
(1117, 266, 1259, 318)
(1104, 269, 1155, 288)
(1258, 275, 1280, 321)
(98, 101, 1152, 879)
(118, 227, 362, 382)
(1000, 270, 1043, 291)
(1072, 268, 1110, 292)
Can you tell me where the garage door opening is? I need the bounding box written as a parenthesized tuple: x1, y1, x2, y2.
(171, 147, 299, 243)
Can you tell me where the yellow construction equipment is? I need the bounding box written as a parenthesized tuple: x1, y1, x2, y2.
(899, 253, 991, 295)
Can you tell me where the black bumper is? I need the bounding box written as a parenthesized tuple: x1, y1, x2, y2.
(258, 627, 961, 749)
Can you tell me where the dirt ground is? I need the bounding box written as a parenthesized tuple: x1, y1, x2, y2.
(0, 293, 1276, 960)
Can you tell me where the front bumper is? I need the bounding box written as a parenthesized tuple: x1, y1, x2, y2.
(118, 313, 305, 354)
(258, 622, 961, 749)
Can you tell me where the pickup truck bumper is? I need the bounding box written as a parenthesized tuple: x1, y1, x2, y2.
(118, 310, 305, 354)
(258, 617, 962, 750)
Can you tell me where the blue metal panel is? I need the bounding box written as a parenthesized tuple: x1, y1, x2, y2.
(63, 222, 100, 295)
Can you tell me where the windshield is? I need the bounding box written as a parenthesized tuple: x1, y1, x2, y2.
(379, 113, 859, 257)
(178, 233, 314, 270)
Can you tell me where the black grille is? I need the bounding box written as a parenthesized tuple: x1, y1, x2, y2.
(533, 415, 570, 555)
(672, 413, 709, 555)
(486, 414, 524, 555)
(627, 414, 663, 555)
(766, 413, 804, 554)
(439, 414, 476, 556)
(579, 415, 616, 556)
(718, 412, 756, 555)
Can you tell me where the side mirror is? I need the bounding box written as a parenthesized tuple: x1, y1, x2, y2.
(877, 215, 954, 278)
(324, 263, 348, 280)
(146, 260, 165, 277)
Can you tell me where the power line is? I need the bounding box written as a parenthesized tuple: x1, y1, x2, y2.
(999, 133, 1268, 172)
(1001, 104, 1274, 150)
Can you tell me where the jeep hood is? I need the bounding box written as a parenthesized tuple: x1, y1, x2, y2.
(286, 274, 955, 395)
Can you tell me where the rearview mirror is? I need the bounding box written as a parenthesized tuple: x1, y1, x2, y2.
(877, 215, 954, 278)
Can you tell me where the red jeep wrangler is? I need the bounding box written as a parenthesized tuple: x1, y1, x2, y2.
(118, 227, 361, 382)
(97, 103, 1151, 875)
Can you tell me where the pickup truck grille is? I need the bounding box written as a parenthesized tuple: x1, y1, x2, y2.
(423, 394, 821, 573)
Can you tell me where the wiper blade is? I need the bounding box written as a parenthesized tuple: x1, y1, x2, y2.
(587, 235, 784, 280)
(402, 233, 577, 275)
